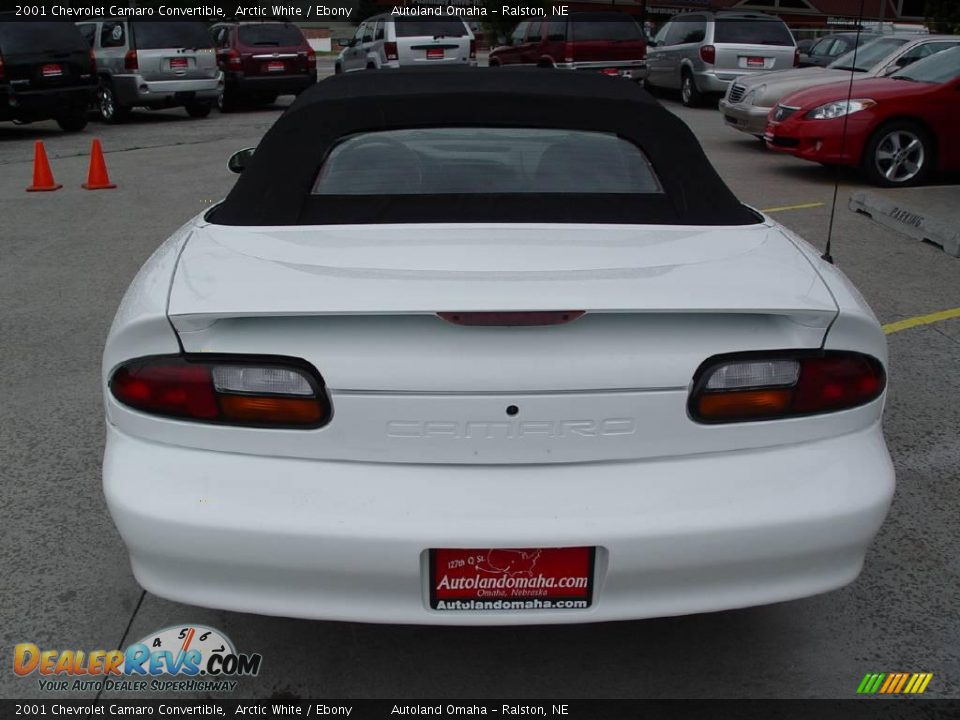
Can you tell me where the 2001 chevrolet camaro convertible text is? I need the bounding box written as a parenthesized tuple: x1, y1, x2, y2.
(103, 69, 894, 625)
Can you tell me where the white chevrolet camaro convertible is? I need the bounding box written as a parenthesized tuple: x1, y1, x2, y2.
(103, 68, 894, 624)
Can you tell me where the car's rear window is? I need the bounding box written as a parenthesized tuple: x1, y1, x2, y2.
(714, 19, 794, 46)
(893, 45, 960, 83)
(394, 19, 468, 39)
(132, 22, 213, 50)
(238, 23, 304, 47)
(0, 22, 88, 54)
(312, 128, 662, 195)
(571, 18, 644, 42)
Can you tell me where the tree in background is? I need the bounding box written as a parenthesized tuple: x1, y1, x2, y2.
(926, 0, 960, 33)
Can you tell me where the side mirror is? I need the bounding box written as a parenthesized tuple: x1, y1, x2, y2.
(335, 37, 353, 48)
(227, 147, 256, 174)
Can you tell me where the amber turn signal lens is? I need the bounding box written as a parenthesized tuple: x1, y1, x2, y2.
(697, 389, 792, 420)
(218, 394, 325, 425)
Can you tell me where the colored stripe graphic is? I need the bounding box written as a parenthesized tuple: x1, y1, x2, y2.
(857, 672, 932, 694)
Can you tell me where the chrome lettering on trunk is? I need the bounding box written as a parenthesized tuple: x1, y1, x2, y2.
(386, 419, 636, 439)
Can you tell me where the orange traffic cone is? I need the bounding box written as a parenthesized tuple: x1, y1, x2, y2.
(26, 141, 62, 192)
(82, 139, 116, 190)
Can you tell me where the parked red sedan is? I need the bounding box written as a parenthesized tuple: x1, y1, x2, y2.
(765, 46, 960, 186)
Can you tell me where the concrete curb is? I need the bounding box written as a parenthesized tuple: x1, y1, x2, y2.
(849, 191, 960, 258)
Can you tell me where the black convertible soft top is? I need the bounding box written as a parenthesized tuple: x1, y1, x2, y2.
(210, 68, 759, 227)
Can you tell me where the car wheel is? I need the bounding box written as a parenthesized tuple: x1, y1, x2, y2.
(862, 121, 932, 188)
(185, 102, 212, 119)
(681, 71, 704, 108)
(97, 81, 128, 124)
(56, 109, 88, 132)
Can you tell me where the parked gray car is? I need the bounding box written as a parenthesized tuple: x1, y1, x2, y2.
(335, 16, 476, 74)
(640, 11, 797, 107)
(76, 19, 222, 122)
(719, 34, 960, 137)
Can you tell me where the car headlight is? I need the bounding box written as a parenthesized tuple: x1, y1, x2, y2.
(743, 84, 765, 106)
(805, 99, 876, 120)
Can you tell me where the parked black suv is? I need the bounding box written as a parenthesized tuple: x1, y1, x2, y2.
(0, 21, 97, 131)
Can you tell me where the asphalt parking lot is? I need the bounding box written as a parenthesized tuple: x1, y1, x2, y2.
(2, 87, 959, 700)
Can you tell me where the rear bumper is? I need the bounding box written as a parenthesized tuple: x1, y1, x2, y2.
(223, 71, 315, 95)
(113, 73, 223, 106)
(0, 84, 95, 121)
(556, 60, 646, 79)
(104, 422, 894, 625)
(718, 99, 772, 136)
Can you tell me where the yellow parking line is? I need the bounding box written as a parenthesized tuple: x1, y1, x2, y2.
(883, 307, 960, 335)
(762, 202, 825, 214)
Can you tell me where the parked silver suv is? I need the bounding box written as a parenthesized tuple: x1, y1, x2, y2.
(640, 11, 797, 107)
(335, 16, 476, 73)
(76, 19, 222, 122)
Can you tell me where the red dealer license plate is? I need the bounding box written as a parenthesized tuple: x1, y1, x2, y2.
(265, 61, 285, 72)
(746, 57, 765, 68)
(169, 57, 188, 70)
(41, 64, 62, 77)
(426, 48, 444, 60)
(430, 547, 595, 611)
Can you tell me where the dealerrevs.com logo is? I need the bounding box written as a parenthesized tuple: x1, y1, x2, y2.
(14, 625, 262, 693)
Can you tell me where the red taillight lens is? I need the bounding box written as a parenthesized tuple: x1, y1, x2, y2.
(110, 356, 329, 428)
(384, 42, 398, 61)
(699, 45, 716, 65)
(306, 46, 316, 64)
(88, 49, 97, 75)
(0, 55, 5, 82)
(124, 49, 138, 71)
(224, 48, 242, 68)
(690, 352, 885, 423)
(794, 47, 801, 67)
(469, 39, 477, 59)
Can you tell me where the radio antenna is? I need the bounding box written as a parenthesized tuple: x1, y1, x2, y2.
(822, 0, 868, 264)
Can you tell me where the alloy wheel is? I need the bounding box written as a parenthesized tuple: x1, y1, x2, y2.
(874, 129, 925, 184)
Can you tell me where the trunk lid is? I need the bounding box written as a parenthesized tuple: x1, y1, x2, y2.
(0, 22, 94, 90)
(131, 21, 217, 81)
(161, 221, 842, 464)
(237, 23, 311, 76)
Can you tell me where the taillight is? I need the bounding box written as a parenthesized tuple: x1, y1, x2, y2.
(223, 48, 242, 68)
(563, 42, 574, 63)
(469, 39, 477, 60)
(89, 49, 97, 75)
(384, 42, 398, 61)
(0, 54, 5, 82)
(794, 47, 801, 67)
(699, 45, 716, 65)
(306, 46, 316, 64)
(689, 352, 885, 423)
(124, 49, 138, 71)
(110, 356, 330, 428)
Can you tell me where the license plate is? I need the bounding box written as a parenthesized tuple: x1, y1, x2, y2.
(746, 57, 765, 68)
(169, 57, 188, 70)
(41, 64, 62, 78)
(265, 61, 285, 72)
(430, 547, 595, 611)
(426, 48, 444, 60)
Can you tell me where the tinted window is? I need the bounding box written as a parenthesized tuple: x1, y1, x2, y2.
(547, 20, 567, 41)
(312, 128, 662, 196)
(0, 21, 88, 54)
(131, 22, 212, 50)
(395, 19, 467, 38)
(526, 20, 542, 43)
(714, 19, 794, 46)
(893, 45, 960, 83)
(238, 24, 303, 47)
(828, 36, 908, 71)
(571, 20, 644, 42)
(676, 17, 706, 45)
(77, 23, 97, 47)
(511, 21, 528, 44)
(101, 21, 125, 49)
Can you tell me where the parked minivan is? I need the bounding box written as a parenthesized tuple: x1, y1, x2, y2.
(0, 21, 96, 131)
(488, 12, 647, 79)
(641, 12, 797, 106)
(210, 21, 316, 110)
(335, 16, 476, 73)
(76, 19, 222, 122)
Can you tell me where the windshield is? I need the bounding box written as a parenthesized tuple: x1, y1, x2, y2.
(714, 19, 794, 46)
(394, 19, 468, 38)
(238, 24, 303, 47)
(312, 128, 662, 195)
(893, 45, 960, 83)
(132, 22, 212, 50)
(828, 36, 908, 72)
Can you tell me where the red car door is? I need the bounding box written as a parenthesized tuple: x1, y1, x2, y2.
(520, 20, 546, 64)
